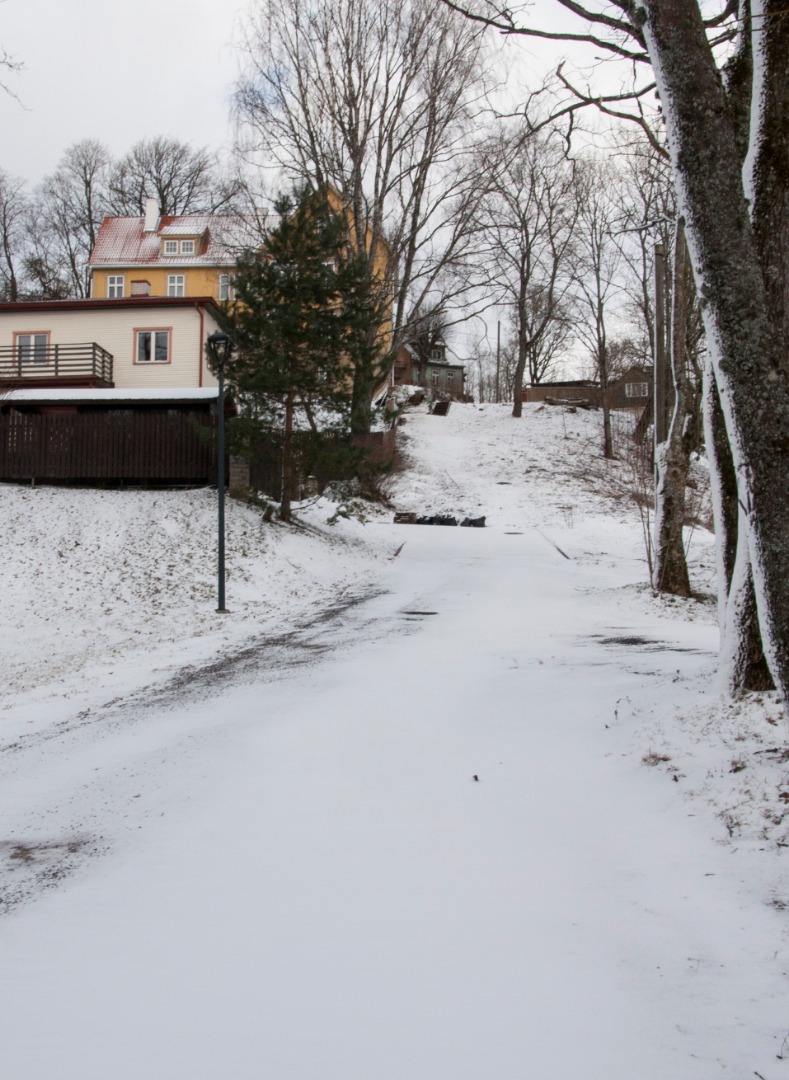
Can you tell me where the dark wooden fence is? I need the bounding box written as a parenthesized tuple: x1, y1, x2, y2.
(0, 410, 217, 483)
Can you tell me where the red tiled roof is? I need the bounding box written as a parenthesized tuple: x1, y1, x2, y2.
(88, 214, 252, 268)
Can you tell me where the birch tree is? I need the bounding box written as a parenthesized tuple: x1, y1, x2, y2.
(234, 0, 490, 431)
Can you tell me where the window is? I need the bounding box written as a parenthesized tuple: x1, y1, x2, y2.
(219, 274, 234, 302)
(163, 240, 178, 255)
(180, 239, 195, 254)
(625, 381, 649, 399)
(15, 332, 49, 364)
(446, 370, 456, 386)
(167, 274, 185, 297)
(431, 369, 441, 385)
(136, 329, 170, 364)
(430, 347, 444, 361)
(107, 275, 125, 298)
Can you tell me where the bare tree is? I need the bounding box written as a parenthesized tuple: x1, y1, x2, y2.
(0, 43, 22, 100)
(611, 133, 676, 359)
(108, 137, 241, 216)
(235, 0, 491, 431)
(480, 129, 579, 416)
(0, 170, 28, 300)
(27, 140, 111, 298)
(611, 135, 706, 598)
(572, 159, 625, 458)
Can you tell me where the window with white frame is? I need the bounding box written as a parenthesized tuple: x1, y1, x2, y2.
(163, 240, 178, 255)
(180, 239, 195, 254)
(446, 370, 456, 386)
(430, 369, 441, 385)
(107, 275, 125, 298)
(625, 381, 649, 399)
(219, 274, 234, 302)
(15, 332, 49, 364)
(167, 274, 185, 297)
(136, 329, 170, 364)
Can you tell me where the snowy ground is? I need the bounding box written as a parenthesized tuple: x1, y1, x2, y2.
(2, 401, 789, 1079)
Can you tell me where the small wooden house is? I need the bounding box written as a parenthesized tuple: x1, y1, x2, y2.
(393, 341, 466, 398)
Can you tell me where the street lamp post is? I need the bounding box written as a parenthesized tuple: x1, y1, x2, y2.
(207, 330, 235, 613)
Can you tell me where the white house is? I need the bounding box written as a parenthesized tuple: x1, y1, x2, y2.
(0, 296, 223, 391)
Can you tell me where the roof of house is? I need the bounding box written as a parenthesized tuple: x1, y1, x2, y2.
(613, 365, 653, 379)
(398, 342, 465, 369)
(88, 214, 254, 269)
(0, 296, 222, 316)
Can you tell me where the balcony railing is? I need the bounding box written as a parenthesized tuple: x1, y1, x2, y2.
(0, 343, 114, 387)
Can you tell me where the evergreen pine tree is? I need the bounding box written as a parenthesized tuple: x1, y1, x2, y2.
(217, 189, 384, 521)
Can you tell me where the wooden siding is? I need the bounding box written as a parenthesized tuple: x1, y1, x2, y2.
(0, 410, 218, 482)
(92, 266, 229, 303)
(0, 306, 220, 390)
(523, 375, 653, 410)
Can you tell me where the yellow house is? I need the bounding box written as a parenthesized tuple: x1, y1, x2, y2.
(88, 198, 248, 304)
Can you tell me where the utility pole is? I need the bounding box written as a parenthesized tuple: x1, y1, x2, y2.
(495, 321, 501, 403)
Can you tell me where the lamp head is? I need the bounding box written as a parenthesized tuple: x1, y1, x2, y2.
(207, 330, 234, 371)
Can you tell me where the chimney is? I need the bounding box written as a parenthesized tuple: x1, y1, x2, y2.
(143, 197, 159, 233)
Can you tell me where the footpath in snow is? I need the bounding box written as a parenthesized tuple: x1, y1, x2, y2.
(2, 402, 788, 1079)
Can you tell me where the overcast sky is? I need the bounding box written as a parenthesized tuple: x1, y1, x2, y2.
(1, 0, 246, 184)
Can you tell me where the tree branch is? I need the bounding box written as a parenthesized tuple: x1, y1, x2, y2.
(439, 0, 649, 61)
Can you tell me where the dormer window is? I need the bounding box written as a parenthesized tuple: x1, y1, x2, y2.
(162, 238, 197, 256)
(430, 347, 443, 361)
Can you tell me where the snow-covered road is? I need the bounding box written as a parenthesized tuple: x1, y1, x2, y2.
(2, 404, 788, 1078)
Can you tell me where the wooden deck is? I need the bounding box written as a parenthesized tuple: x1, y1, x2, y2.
(0, 343, 114, 389)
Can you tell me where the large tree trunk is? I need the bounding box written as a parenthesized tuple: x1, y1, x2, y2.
(599, 347, 613, 459)
(511, 330, 527, 418)
(643, 0, 789, 706)
(703, 355, 774, 691)
(749, 0, 789, 379)
(719, 515, 775, 693)
(280, 390, 295, 523)
(351, 366, 376, 435)
(652, 220, 692, 596)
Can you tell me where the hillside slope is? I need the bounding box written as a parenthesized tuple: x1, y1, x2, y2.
(2, 402, 788, 1080)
